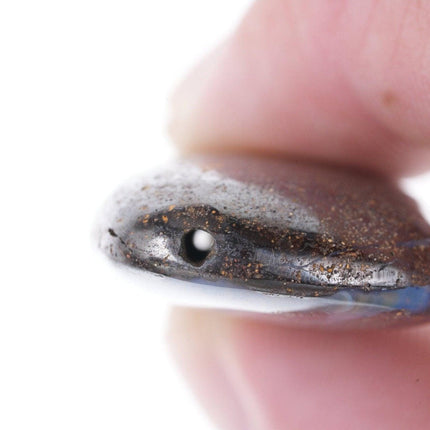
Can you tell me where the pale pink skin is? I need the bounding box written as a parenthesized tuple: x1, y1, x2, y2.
(168, 1, 430, 429)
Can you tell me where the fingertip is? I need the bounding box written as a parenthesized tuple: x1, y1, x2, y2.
(169, 309, 430, 430)
(168, 0, 430, 177)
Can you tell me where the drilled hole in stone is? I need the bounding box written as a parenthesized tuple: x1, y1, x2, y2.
(181, 229, 215, 266)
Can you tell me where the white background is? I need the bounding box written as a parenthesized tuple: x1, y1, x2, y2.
(1, 1, 430, 429)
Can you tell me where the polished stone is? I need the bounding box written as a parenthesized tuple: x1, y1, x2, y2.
(97, 155, 430, 327)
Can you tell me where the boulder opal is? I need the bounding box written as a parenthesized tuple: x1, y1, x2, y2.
(97, 155, 430, 327)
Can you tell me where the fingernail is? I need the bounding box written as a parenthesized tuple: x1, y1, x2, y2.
(167, 308, 253, 430)
(168, 43, 227, 148)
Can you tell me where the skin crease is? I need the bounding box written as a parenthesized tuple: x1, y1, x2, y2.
(167, 1, 430, 429)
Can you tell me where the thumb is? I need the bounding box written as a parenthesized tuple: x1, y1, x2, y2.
(169, 308, 430, 430)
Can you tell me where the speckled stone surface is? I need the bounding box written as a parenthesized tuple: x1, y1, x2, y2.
(97, 154, 430, 326)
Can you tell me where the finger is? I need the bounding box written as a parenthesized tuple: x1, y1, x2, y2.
(169, 308, 430, 430)
(169, 0, 430, 176)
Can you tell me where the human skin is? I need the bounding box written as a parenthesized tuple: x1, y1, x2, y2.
(167, 1, 430, 429)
